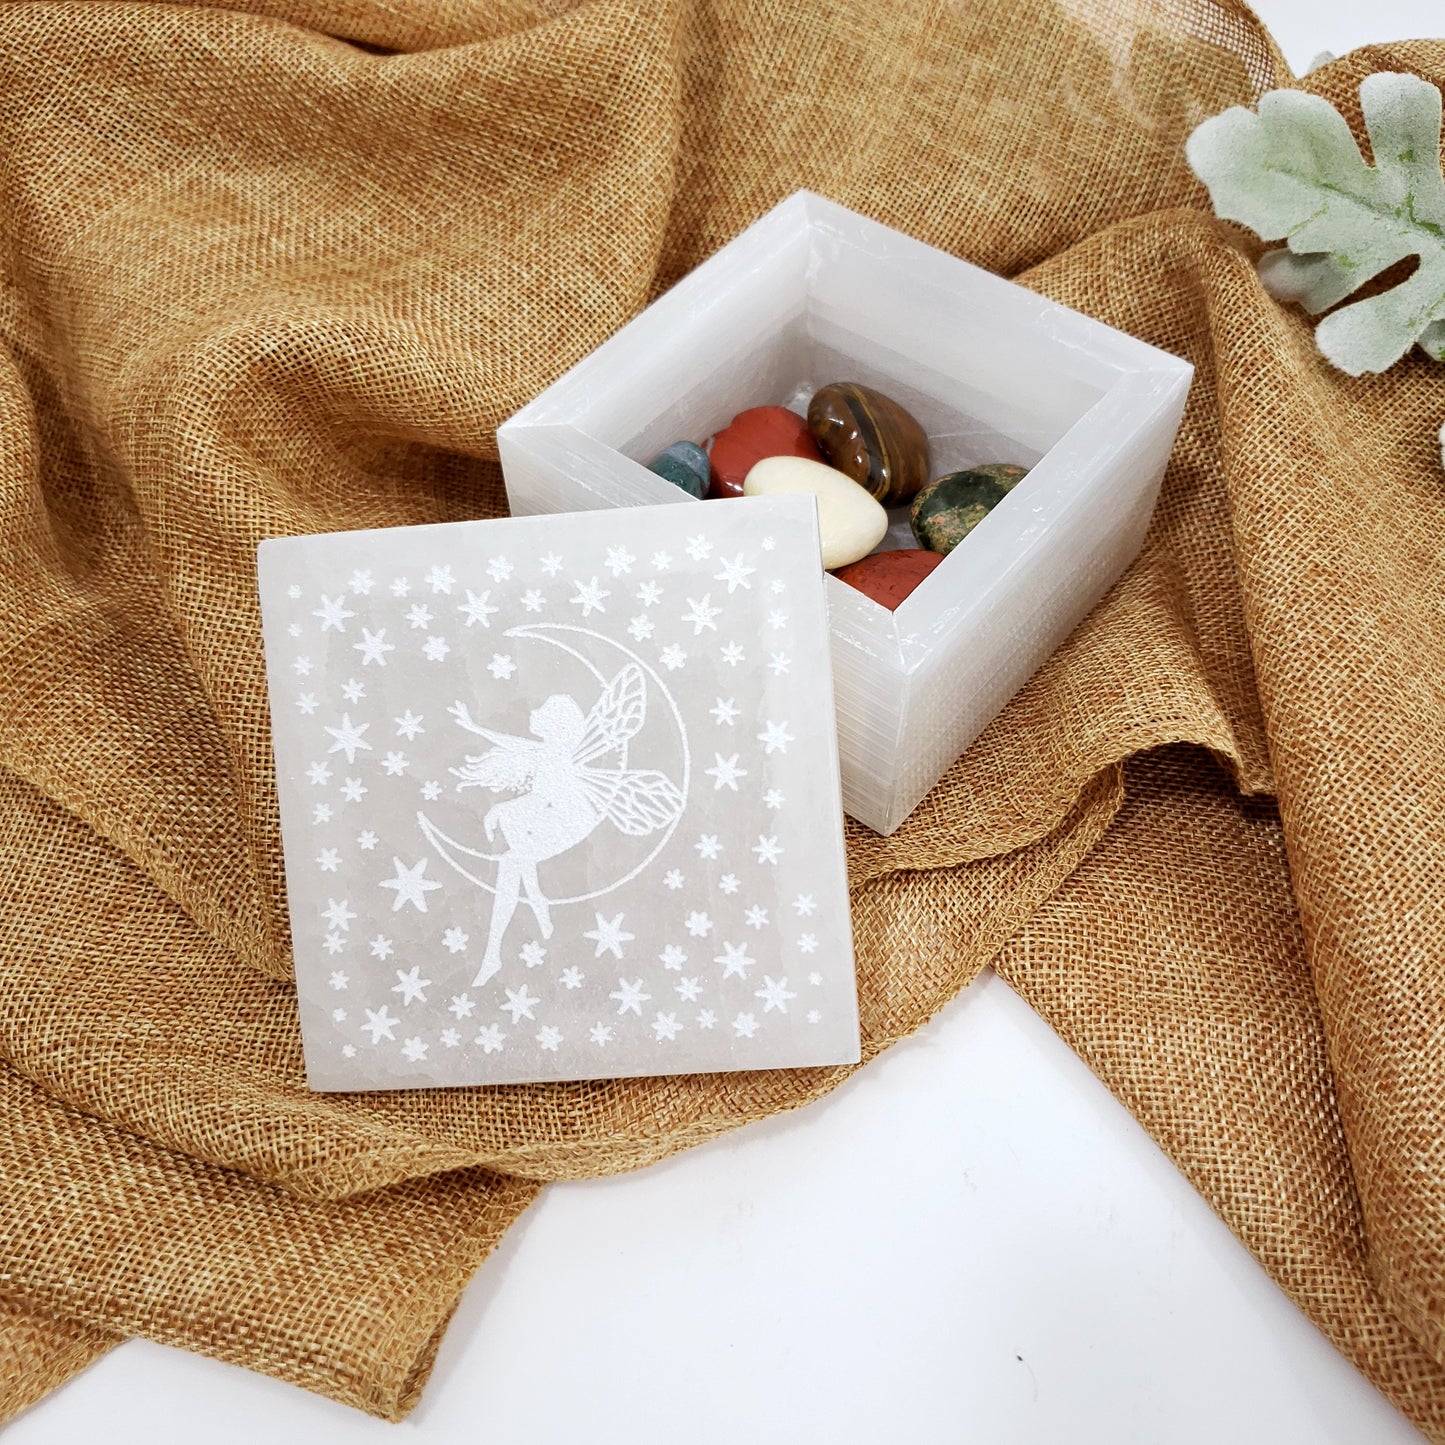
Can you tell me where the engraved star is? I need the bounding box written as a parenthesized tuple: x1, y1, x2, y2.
(312, 803, 333, 824)
(720, 642, 745, 666)
(405, 603, 433, 629)
(705, 753, 747, 791)
(793, 893, 817, 916)
(520, 941, 547, 968)
(391, 965, 431, 1005)
(291, 656, 313, 676)
(589, 1023, 614, 1046)
(732, 1012, 759, 1038)
(695, 834, 722, 860)
(650, 550, 673, 570)
(681, 594, 721, 635)
(488, 654, 516, 679)
(442, 926, 469, 953)
(380, 856, 442, 912)
(685, 534, 714, 560)
(348, 569, 374, 595)
(401, 1037, 428, 1062)
(312, 594, 354, 632)
(753, 835, 783, 864)
(764, 789, 785, 810)
(697, 1008, 718, 1029)
(425, 564, 454, 594)
(486, 556, 514, 582)
(449, 994, 476, 1019)
(651, 1011, 682, 1041)
(570, 577, 610, 615)
(715, 940, 755, 980)
(395, 710, 424, 740)
(605, 545, 636, 576)
(636, 580, 663, 606)
(286, 584, 302, 598)
(354, 628, 394, 666)
(390, 576, 412, 597)
(583, 912, 634, 958)
(288, 622, 302, 637)
(361, 1006, 398, 1043)
(341, 1043, 357, 1057)
(422, 635, 450, 662)
(762, 536, 776, 551)
(767, 652, 791, 676)
(757, 719, 794, 754)
(744, 905, 769, 929)
(420, 780, 442, 801)
(559, 966, 585, 989)
(808, 971, 823, 986)
(323, 931, 344, 955)
(522, 589, 545, 612)
(459, 589, 499, 627)
(329, 970, 349, 990)
(770, 579, 786, 594)
(339, 777, 367, 802)
(322, 898, 356, 931)
(324, 714, 372, 763)
(798, 933, 819, 953)
(718, 873, 740, 895)
(440, 1028, 461, 1048)
(369, 935, 393, 959)
(341, 677, 366, 702)
(628, 614, 655, 640)
(476, 1023, 507, 1052)
(357, 830, 379, 850)
(306, 761, 332, 785)
(710, 697, 739, 725)
(768, 609, 788, 629)
(382, 751, 408, 776)
(609, 978, 650, 1016)
(807, 1009, 821, 1024)
(675, 977, 703, 1002)
(659, 944, 688, 970)
(713, 553, 756, 592)
(663, 869, 684, 890)
(755, 975, 796, 1014)
(536, 1025, 563, 1051)
(684, 912, 712, 938)
(540, 552, 564, 576)
(316, 848, 340, 872)
(659, 644, 686, 670)
(296, 693, 318, 715)
(501, 986, 539, 1023)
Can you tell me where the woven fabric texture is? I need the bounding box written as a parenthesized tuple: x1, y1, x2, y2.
(0, 0, 1442, 1434)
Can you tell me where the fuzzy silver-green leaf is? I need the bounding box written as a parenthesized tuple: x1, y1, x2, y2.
(1186, 72, 1445, 375)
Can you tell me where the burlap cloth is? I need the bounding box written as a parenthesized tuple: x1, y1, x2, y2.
(0, 0, 1442, 1432)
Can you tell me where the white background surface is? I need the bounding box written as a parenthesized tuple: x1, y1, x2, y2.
(10, 4, 1442, 1442)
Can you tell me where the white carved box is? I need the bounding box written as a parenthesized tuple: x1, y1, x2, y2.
(498, 192, 1193, 834)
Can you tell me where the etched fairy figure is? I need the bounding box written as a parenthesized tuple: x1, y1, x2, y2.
(447, 664, 684, 985)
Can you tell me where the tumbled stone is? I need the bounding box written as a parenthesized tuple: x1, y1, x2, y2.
(743, 455, 889, 569)
(833, 548, 944, 609)
(707, 405, 824, 498)
(806, 382, 931, 506)
(646, 440, 710, 498)
(910, 463, 1029, 554)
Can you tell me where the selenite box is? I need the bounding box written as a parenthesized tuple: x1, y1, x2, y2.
(498, 192, 1192, 835)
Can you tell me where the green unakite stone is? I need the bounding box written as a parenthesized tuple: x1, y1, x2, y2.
(910, 463, 1029, 554)
(646, 440, 710, 498)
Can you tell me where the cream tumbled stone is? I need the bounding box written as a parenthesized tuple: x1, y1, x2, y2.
(742, 455, 888, 569)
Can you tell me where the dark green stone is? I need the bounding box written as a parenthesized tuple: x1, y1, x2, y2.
(910, 464, 1029, 554)
(646, 440, 710, 498)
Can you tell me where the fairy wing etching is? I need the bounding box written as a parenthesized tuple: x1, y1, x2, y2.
(570, 665, 684, 835)
(572, 665, 646, 765)
(577, 765, 685, 835)
(446, 701, 545, 791)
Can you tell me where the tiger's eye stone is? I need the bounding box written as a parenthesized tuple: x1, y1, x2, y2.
(646, 440, 710, 498)
(910, 464, 1029, 554)
(806, 383, 931, 506)
(706, 406, 823, 499)
(833, 548, 944, 609)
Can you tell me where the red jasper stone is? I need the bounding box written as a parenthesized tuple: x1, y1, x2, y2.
(832, 548, 943, 609)
(706, 406, 824, 498)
